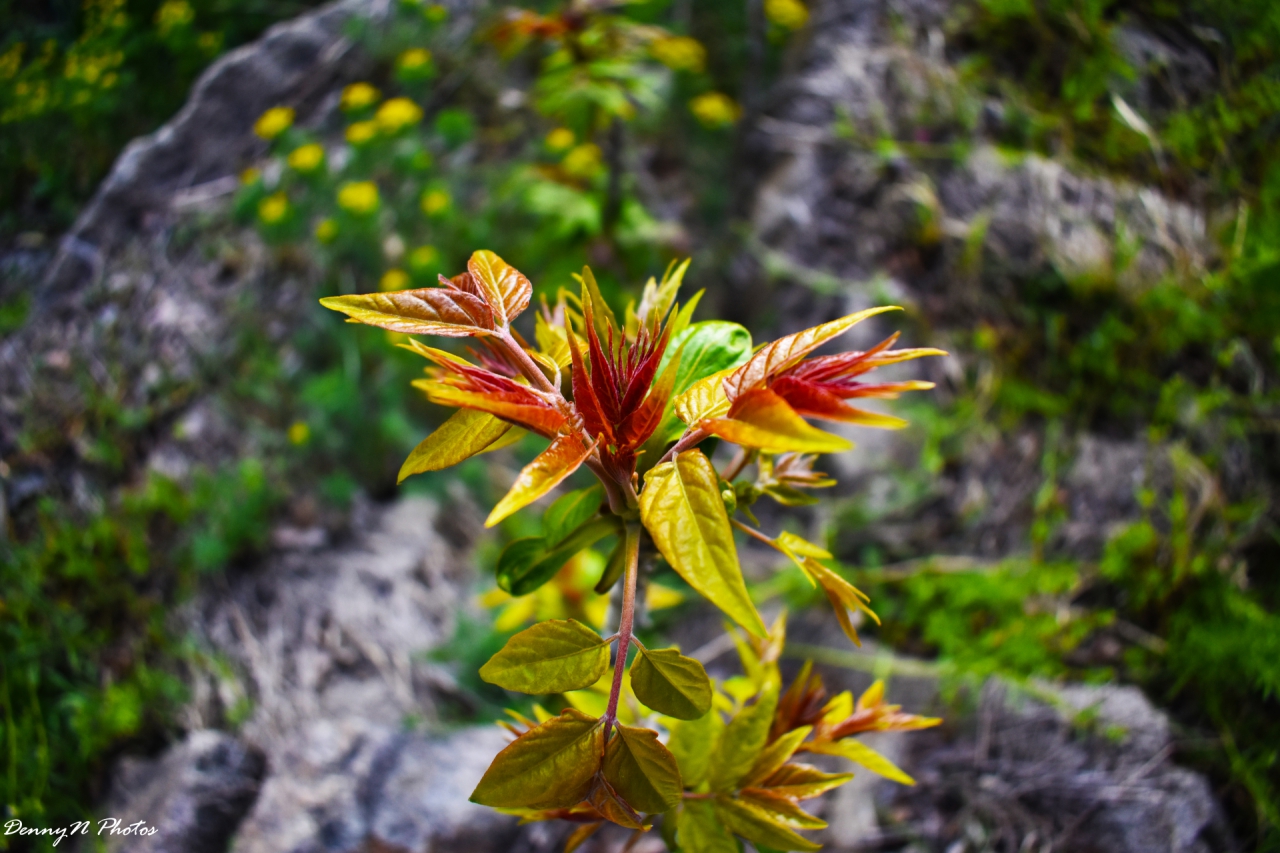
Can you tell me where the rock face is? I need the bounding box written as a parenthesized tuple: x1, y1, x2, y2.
(886, 680, 1236, 853)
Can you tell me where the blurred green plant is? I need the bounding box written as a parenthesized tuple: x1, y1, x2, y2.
(0, 0, 325, 237)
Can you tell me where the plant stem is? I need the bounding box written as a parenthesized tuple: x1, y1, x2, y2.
(604, 521, 641, 739)
(658, 427, 708, 466)
(499, 329, 556, 394)
(720, 447, 751, 482)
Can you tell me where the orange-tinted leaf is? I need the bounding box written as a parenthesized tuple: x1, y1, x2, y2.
(771, 377, 910, 428)
(704, 388, 852, 454)
(413, 380, 567, 437)
(737, 789, 826, 829)
(319, 285, 494, 336)
(723, 307, 900, 399)
(758, 763, 853, 801)
(487, 433, 595, 527)
(798, 557, 879, 646)
(469, 249, 532, 326)
(470, 709, 604, 809)
(742, 725, 812, 788)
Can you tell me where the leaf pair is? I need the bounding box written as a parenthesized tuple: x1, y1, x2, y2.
(471, 709, 683, 818)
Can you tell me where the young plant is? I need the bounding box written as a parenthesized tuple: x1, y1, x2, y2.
(320, 249, 945, 850)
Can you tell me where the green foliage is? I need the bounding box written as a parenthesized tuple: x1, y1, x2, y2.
(0, 0, 324, 235)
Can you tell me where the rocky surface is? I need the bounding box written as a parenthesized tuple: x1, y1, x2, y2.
(0, 0, 1237, 849)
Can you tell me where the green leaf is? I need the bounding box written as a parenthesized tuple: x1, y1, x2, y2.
(677, 799, 738, 853)
(479, 619, 609, 694)
(630, 647, 713, 720)
(709, 688, 779, 793)
(470, 709, 603, 809)
(668, 706, 723, 789)
(543, 485, 604, 547)
(497, 516, 620, 596)
(651, 321, 753, 444)
(603, 724, 684, 813)
(714, 794, 822, 852)
(398, 408, 514, 483)
(806, 738, 916, 785)
(640, 450, 766, 637)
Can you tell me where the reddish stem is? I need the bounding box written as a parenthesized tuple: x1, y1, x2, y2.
(603, 521, 641, 739)
(499, 328, 556, 394)
(657, 427, 708, 466)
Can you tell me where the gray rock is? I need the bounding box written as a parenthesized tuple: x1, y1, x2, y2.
(105, 730, 264, 853)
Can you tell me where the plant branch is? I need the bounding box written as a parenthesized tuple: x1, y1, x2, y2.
(720, 447, 752, 482)
(585, 456, 629, 516)
(604, 521, 641, 739)
(499, 328, 556, 394)
(658, 427, 708, 466)
(729, 516, 775, 547)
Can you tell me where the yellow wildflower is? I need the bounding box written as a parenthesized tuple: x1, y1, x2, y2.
(340, 82, 380, 112)
(287, 421, 310, 446)
(287, 143, 325, 173)
(197, 31, 222, 54)
(345, 120, 378, 146)
(420, 188, 451, 216)
(337, 181, 380, 216)
(397, 48, 432, 72)
(375, 97, 423, 133)
(766, 0, 809, 29)
(408, 245, 439, 271)
(545, 127, 575, 151)
(257, 192, 289, 224)
(380, 269, 410, 291)
(239, 167, 261, 185)
(424, 3, 448, 22)
(690, 92, 741, 128)
(314, 218, 338, 244)
(253, 106, 294, 140)
(650, 36, 706, 72)
(562, 143, 603, 179)
(154, 0, 194, 36)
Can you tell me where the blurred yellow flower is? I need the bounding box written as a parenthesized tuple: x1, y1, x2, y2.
(375, 97, 423, 133)
(397, 48, 432, 71)
(545, 127, 575, 151)
(314, 218, 338, 243)
(408, 245, 439, 270)
(286, 143, 325, 173)
(155, 0, 194, 36)
(287, 421, 310, 446)
(253, 106, 294, 140)
(646, 582, 686, 611)
(341, 82, 381, 112)
(197, 31, 222, 54)
(562, 143, 603, 178)
(380, 269, 410, 291)
(690, 92, 741, 128)
(257, 192, 289, 224)
(420, 188, 451, 216)
(337, 181, 379, 215)
(424, 3, 448, 22)
(345, 120, 378, 146)
(651, 36, 706, 72)
(239, 167, 261, 185)
(765, 0, 809, 29)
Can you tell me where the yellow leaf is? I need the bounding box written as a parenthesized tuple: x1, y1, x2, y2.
(563, 822, 602, 853)
(742, 725, 812, 788)
(640, 450, 766, 637)
(714, 794, 822, 852)
(708, 688, 778, 792)
(398, 408, 514, 483)
(735, 789, 826, 830)
(756, 763, 853, 800)
(468, 249, 532, 327)
(805, 738, 916, 786)
(677, 799, 737, 853)
(478, 619, 609, 694)
(704, 388, 852, 454)
(673, 367, 734, 426)
(645, 583, 685, 610)
(487, 434, 595, 527)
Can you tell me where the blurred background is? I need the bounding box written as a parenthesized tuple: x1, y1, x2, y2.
(1, 0, 1278, 850)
